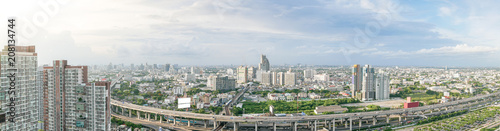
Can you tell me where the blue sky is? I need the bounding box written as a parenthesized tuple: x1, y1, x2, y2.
(1, 0, 499, 66)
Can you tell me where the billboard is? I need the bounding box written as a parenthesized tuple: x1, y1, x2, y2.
(178, 98, 191, 109)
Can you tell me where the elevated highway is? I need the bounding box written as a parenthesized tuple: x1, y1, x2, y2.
(109, 78, 500, 131)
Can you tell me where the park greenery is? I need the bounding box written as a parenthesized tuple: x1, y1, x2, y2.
(111, 116, 143, 130)
(240, 98, 360, 115)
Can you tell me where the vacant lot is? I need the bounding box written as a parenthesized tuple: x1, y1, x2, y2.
(341, 98, 406, 108)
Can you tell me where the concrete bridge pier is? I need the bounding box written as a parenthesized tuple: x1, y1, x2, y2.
(386, 115, 390, 123)
(273, 122, 277, 131)
(129, 109, 132, 117)
(137, 110, 140, 119)
(292, 122, 297, 131)
(373, 117, 377, 125)
(359, 118, 362, 128)
(332, 119, 335, 131)
(255, 122, 258, 131)
(173, 117, 177, 125)
(344, 119, 348, 128)
(234, 122, 239, 131)
(349, 118, 352, 131)
(121, 108, 125, 115)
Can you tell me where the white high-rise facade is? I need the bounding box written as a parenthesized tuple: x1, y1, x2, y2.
(237, 66, 248, 84)
(375, 73, 390, 100)
(285, 68, 296, 86)
(304, 69, 316, 79)
(0, 46, 39, 131)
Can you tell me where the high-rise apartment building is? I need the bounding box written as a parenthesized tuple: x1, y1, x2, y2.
(43, 60, 110, 131)
(258, 54, 270, 71)
(285, 69, 296, 86)
(304, 69, 316, 79)
(237, 66, 248, 83)
(248, 66, 256, 80)
(260, 71, 272, 86)
(361, 65, 376, 101)
(351, 64, 362, 99)
(277, 72, 285, 86)
(0, 46, 39, 131)
(208, 76, 236, 91)
(375, 73, 390, 100)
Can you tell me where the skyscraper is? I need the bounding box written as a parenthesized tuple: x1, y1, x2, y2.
(258, 54, 270, 71)
(0, 46, 39, 131)
(237, 66, 248, 83)
(43, 60, 110, 131)
(361, 65, 376, 101)
(351, 64, 362, 99)
(375, 72, 390, 100)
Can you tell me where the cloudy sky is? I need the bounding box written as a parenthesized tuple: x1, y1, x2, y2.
(1, 0, 499, 66)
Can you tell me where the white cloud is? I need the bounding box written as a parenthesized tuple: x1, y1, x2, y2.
(368, 44, 498, 57)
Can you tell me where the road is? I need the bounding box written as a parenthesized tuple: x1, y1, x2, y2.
(112, 91, 500, 123)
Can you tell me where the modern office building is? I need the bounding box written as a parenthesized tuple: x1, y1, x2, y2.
(237, 66, 248, 84)
(43, 60, 110, 131)
(258, 54, 270, 71)
(0, 46, 39, 131)
(285, 69, 296, 86)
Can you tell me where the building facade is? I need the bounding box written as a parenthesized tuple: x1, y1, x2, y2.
(361, 65, 376, 101)
(43, 60, 110, 131)
(375, 73, 390, 100)
(258, 54, 270, 71)
(0, 46, 39, 131)
(351, 64, 362, 99)
(237, 66, 248, 84)
(209, 76, 236, 91)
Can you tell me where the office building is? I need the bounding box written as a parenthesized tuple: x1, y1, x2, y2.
(0, 46, 39, 130)
(237, 66, 248, 83)
(43, 60, 110, 131)
(258, 54, 270, 71)
(164, 64, 170, 71)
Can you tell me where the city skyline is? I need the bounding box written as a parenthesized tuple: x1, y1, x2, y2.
(1, 0, 500, 66)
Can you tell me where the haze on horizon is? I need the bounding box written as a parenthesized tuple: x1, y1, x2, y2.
(1, 0, 499, 67)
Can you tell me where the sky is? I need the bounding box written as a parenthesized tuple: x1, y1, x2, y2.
(0, 0, 499, 67)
